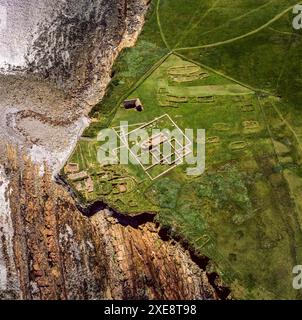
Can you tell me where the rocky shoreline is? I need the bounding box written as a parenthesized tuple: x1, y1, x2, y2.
(0, 152, 225, 300)
(0, 0, 149, 173)
(0, 0, 228, 300)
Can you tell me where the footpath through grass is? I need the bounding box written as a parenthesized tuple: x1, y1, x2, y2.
(64, 0, 302, 299)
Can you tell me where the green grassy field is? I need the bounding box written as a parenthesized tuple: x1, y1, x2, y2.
(63, 0, 302, 299)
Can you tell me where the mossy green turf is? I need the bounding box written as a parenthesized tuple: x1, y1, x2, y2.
(64, 0, 302, 299)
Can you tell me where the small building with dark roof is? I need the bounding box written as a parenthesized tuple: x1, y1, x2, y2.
(123, 98, 144, 112)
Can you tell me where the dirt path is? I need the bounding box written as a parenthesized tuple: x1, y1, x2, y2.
(197, 0, 276, 39)
(156, 0, 171, 50)
(175, 4, 297, 51)
(174, 0, 221, 48)
(271, 102, 302, 154)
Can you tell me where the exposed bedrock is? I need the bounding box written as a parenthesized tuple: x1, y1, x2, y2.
(26, 0, 128, 94)
(0, 0, 148, 100)
(0, 0, 148, 172)
(0, 152, 221, 300)
(0, 1, 226, 300)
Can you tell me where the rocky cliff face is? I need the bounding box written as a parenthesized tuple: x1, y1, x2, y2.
(1, 150, 109, 299)
(0, 150, 221, 300)
(0, 0, 148, 173)
(0, 0, 148, 104)
(0, 164, 19, 299)
(94, 215, 220, 300)
(26, 0, 128, 93)
(0, 1, 227, 300)
(0, 0, 61, 70)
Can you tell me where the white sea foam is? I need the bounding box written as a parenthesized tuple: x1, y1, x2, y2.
(0, 0, 63, 71)
(29, 116, 90, 175)
(0, 166, 19, 292)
